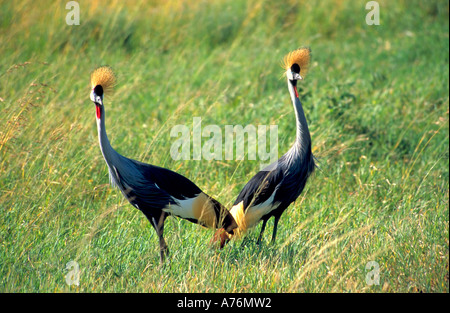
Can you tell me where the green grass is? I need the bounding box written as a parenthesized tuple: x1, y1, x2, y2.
(0, 0, 448, 292)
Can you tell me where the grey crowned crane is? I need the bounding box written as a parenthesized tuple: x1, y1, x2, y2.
(89, 66, 237, 262)
(214, 48, 315, 247)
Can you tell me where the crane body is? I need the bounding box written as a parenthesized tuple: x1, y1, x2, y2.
(90, 67, 237, 262)
(217, 48, 315, 246)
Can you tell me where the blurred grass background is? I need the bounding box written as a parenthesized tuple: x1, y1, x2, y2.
(0, 0, 448, 292)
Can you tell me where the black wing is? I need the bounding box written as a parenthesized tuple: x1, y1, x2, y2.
(127, 160, 237, 231)
(111, 158, 202, 212)
(233, 164, 284, 212)
(134, 161, 203, 200)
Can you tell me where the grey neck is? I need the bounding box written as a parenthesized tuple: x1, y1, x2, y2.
(282, 79, 312, 167)
(287, 79, 311, 151)
(96, 106, 122, 185)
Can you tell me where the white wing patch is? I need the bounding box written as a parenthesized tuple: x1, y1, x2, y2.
(231, 191, 280, 232)
(162, 193, 218, 228)
(162, 196, 197, 220)
(246, 191, 280, 227)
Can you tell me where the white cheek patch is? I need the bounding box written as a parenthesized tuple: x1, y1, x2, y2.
(286, 70, 294, 80)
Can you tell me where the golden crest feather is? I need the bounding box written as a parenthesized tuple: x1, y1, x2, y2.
(282, 48, 311, 78)
(90, 66, 117, 94)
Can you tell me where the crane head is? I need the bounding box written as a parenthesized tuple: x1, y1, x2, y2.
(90, 66, 116, 118)
(90, 85, 103, 105)
(211, 228, 233, 249)
(283, 47, 311, 84)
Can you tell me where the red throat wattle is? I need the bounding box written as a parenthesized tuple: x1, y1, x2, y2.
(96, 105, 101, 119)
(294, 86, 299, 98)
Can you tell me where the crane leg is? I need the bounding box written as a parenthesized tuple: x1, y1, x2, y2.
(271, 214, 281, 244)
(256, 219, 268, 245)
(147, 212, 169, 263)
(157, 225, 168, 263)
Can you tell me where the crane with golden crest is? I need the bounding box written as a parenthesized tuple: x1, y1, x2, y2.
(89, 67, 237, 262)
(214, 48, 316, 247)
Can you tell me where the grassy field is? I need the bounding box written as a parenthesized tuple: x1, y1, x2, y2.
(0, 0, 448, 293)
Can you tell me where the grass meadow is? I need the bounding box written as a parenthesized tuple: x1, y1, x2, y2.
(0, 0, 448, 292)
